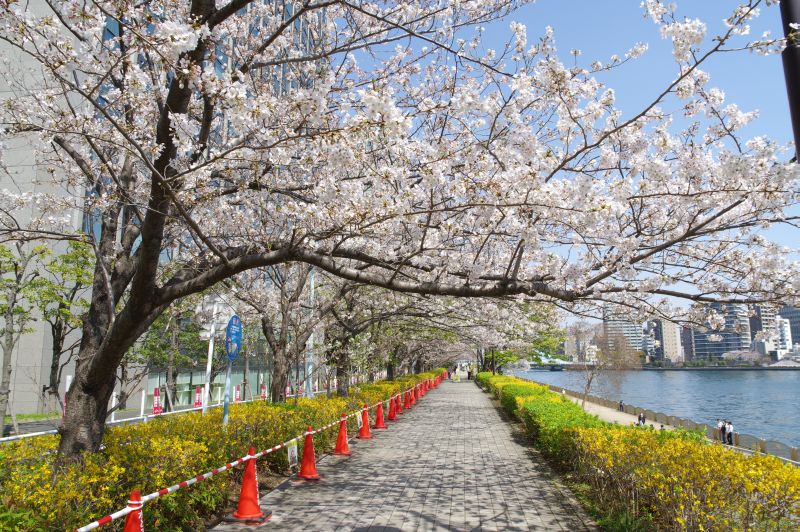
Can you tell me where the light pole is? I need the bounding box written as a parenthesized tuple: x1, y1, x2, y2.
(202, 300, 219, 414)
(305, 268, 315, 397)
(781, 0, 800, 158)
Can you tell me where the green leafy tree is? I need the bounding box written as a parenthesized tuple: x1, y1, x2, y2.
(124, 304, 211, 412)
(30, 241, 94, 412)
(0, 243, 49, 433)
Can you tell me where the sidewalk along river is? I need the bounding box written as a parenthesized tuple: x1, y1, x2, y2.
(513, 369, 800, 448)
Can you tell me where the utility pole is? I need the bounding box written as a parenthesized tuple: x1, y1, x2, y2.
(781, 0, 800, 158)
(202, 300, 219, 414)
(305, 268, 316, 397)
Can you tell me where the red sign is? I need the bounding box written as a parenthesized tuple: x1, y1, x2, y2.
(235, 384, 241, 404)
(193, 386, 202, 408)
(260, 384, 267, 400)
(152, 387, 163, 415)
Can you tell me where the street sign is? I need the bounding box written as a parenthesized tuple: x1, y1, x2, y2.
(152, 388, 162, 415)
(225, 315, 242, 361)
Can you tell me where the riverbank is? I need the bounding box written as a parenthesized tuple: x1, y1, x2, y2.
(477, 372, 800, 530)
(518, 374, 800, 464)
(513, 368, 800, 448)
(564, 394, 676, 430)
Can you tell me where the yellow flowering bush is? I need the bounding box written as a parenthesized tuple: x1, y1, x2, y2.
(479, 373, 800, 530)
(0, 369, 446, 531)
(573, 426, 800, 530)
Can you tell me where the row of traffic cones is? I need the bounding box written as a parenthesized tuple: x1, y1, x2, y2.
(119, 378, 444, 530)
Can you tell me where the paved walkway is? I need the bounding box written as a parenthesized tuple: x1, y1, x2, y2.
(568, 396, 675, 430)
(215, 380, 596, 531)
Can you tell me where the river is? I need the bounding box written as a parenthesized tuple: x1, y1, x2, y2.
(513, 369, 800, 448)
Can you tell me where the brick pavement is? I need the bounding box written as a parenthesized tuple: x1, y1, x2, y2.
(214, 380, 597, 531)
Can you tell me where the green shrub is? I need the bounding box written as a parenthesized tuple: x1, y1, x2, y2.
(498, 383, 548, 418)
(518, 394, 606, 469)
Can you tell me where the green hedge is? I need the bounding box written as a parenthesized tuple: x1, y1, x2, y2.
(0, 369, 445, 531)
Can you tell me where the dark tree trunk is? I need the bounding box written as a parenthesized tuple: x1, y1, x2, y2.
(243, 350, 249, 400)
(57, 298, 163, 458)
(335, 350, 349, 397)
(387, 360, 395, 381)
(270, 348, 289, 403)
(165, 358, 176, 412)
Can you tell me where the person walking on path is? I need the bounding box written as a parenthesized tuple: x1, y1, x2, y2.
(618, 400, 624, 412)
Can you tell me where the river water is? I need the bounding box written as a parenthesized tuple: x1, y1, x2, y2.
(513, 369, 800, 447)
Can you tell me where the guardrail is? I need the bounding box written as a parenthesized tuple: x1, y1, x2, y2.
(522, 378, 800, 466)
(0, 396, 269, 444)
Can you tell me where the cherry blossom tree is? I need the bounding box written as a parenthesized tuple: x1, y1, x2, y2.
(230, 265, 344, 402)
(0, 0, 797, 458)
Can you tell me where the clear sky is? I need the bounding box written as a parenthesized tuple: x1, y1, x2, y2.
(482, 1, 796, 251)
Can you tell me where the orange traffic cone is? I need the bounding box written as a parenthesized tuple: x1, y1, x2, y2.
(357, 406, 372, 439)
(229, 447, 270, 523)
(396, 394, 404, 414)
(334, 414, 351, 456)
(122, 490, 143, 532)
(411, 387, 417, 406)
(298, 426, 321, 480)
(403, 390, 411, 409)
(387, 396, 397, 421)
(374, 401, 388, 429)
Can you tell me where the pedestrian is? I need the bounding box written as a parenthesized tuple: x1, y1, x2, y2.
(720, 420, 727, 444)
(619, 400, 624, 412)
(716, 419, 724, 442)
(726, 420, 734, 445)
(641, 412, 646, 425)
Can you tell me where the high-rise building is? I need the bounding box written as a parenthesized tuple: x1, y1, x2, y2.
(603, 310, 643, 356)
(778, 305, 800, 347)
(652, 320, 683, 364)
(692, 303, 752, 360)
(775, 317, 793, 360)
(749, 305, 777, 342)
(681, 325, 695, 361)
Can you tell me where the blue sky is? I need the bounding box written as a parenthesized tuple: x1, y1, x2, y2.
(481, 1, 797, 250)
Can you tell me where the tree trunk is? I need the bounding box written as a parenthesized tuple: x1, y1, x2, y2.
(0, 311, 16, 436)
(118, 364, 128, 409)
(387, 360, 395, 381)
(165, 348, 176, 412)
(269, 347, 289, 403)
(57, 352, 116, 457)
(44, 319, 66, 412)
(582, 370, 597, 409)
(243, 350, 249, 400)
(335, 350, 349, 397)
(57, 298, 164, 458)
